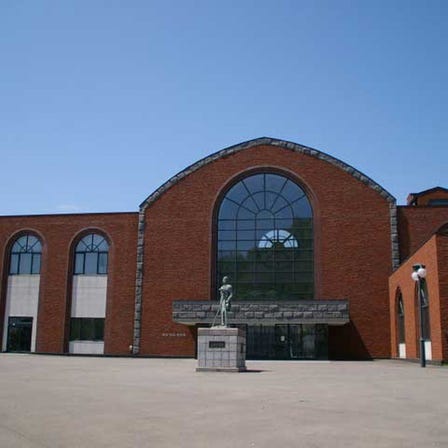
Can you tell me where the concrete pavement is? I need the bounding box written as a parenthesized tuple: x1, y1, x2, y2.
(0, 354, 447, 447)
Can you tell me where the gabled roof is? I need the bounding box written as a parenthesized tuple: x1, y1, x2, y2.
(408, 186, 448, 197)
(140, 137, 396, 209)
(407, 186, 448, 205)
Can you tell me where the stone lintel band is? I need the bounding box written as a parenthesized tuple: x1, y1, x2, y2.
(172, 300, 349, 326)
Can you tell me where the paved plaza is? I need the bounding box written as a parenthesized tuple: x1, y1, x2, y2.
(0, 354, 447, 447)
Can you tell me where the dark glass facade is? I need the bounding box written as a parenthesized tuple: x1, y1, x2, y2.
(70, 318, 105, 341)
(245, 324, 328, 360)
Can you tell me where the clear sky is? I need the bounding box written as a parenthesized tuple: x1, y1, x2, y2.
(1, 0, 447, 215)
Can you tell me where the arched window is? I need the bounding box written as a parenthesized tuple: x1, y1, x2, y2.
(417, 280, 430, 341)
(4, 233, 42, 353)
(9, 235, 42, 275)
(70, 232, 109, 355)
(74, 234, 109, 275)
(397, 292, 405, 344)
(216, 172, 313, 300)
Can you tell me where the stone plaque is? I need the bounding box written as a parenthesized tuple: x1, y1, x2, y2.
(209, 341, 226, 349)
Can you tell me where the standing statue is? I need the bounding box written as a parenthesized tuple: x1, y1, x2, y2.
(214, 276, 233, 327)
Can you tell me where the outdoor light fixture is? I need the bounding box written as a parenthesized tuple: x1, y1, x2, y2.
(412, 264, 427, 367)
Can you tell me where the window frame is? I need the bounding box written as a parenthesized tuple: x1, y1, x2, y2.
(215, 172, 314, 301)
(9, 234, 42, 275)
(69, 318, 105, 341)
(73, 233, 109, 275)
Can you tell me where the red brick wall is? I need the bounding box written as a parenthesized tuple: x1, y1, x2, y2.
(389, 236, 446, 361)
(0, 213, 138, 355)
(398, 206, 448, 260)
(436, 234, 448, 361)
(140, 144, 393, 359)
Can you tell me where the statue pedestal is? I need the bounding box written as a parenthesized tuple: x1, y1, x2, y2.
(196, 327, 246, 372)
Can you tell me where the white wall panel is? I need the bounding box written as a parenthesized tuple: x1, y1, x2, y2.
(398, 343, 406, 359)
(2, 275, 40, 352)
(69, 341, 104, 355)
(71, 276, 107, 318)
(424, 341, 432, 361)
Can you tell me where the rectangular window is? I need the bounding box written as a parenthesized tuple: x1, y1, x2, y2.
(84, 253, 98, 275)
(94, 318, 105, 339)
(18, 253, 32, 274)
(70, 318, 81, 340)
(80, 319, 95, 340)
(9, 254, 19, 274)
(254, 272, 275, 282)
(428, 199, 448, 206)
(31, 254, 41, 274)
(98, 253, 108, 274)
(294, 272, 314, 282)
(218, 230, 236, 241)
(74, 253, 84, 274)
(70, 318, 105, 341)
(218, 220, 236, 231)
(276, 272, 294, 282)
(218, 240, 237, 251)
(238, 230, 255, 241)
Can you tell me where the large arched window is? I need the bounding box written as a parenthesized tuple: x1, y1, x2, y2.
(216, 172, 313, 300)
(9, 235, 42, 275)
(74, 234, 109, 275)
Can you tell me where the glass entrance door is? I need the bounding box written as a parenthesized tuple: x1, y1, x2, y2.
(246, 324, 328, 360)
(7, 317, 33, 352)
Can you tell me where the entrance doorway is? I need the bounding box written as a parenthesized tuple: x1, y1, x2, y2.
(7, 317, 33, 352)
(245, 324, 328, 360)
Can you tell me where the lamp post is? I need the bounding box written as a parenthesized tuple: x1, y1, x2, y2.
(411, 264, 427, 368)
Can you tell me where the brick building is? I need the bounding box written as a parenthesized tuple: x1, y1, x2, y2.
(1, 138, 447, 361)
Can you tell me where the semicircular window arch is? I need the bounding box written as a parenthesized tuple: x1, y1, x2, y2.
(217, 173, 313, 300)
(9, 234, 42, 275)
(258, 229, 298, 249)
(74, 233, 109, 275)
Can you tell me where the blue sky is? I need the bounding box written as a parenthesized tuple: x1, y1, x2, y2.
(1, 0, 447, 214)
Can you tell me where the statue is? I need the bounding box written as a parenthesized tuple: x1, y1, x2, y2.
(213, 276, 233, 327)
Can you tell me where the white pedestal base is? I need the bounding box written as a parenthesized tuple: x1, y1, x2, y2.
(196, 327, 246, 372)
